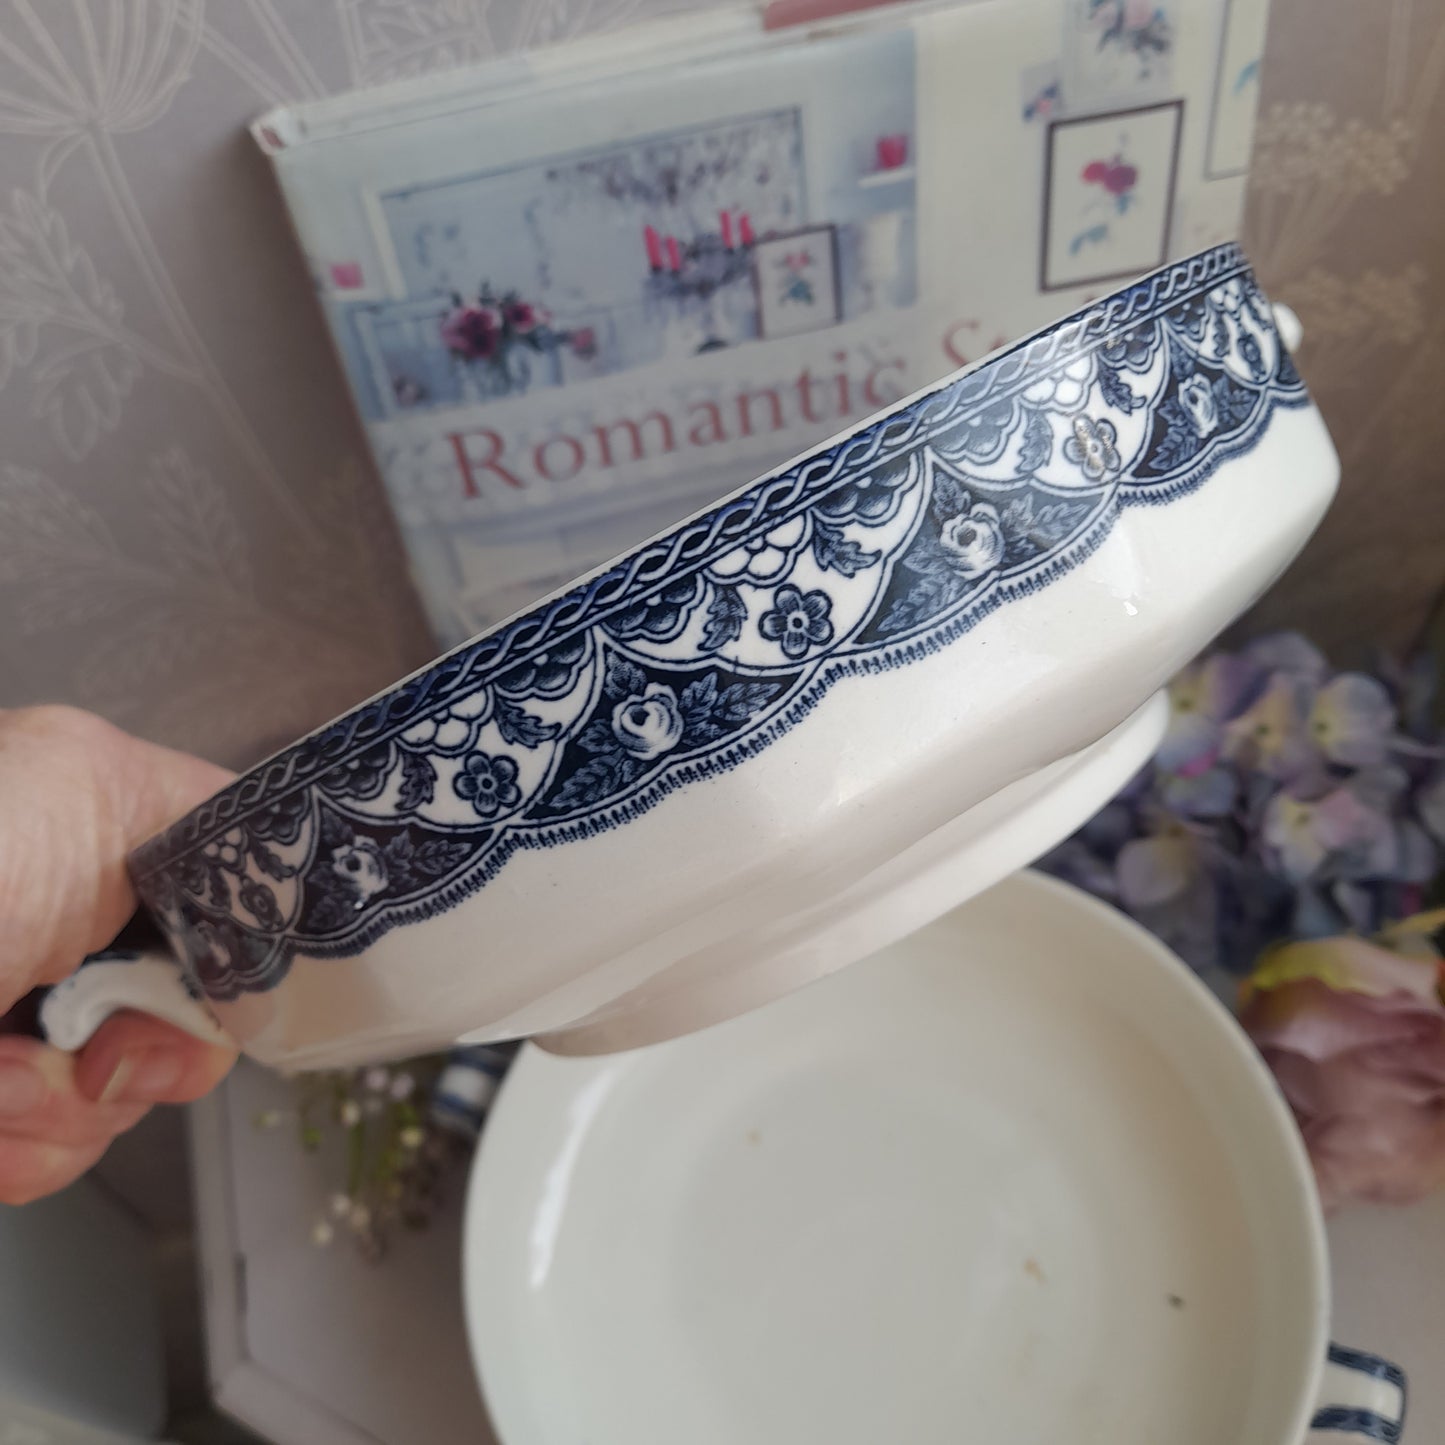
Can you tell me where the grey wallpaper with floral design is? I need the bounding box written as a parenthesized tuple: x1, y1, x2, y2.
(0, 0, 1439, 770)
(1240, 0, 1445, 659)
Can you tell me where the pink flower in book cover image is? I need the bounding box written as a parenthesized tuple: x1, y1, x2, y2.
(334, 28, 917, 421)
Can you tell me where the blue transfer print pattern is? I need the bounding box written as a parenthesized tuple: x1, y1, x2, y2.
(1311, 1345, 1407, 1443)
(131, 245, 1307, 1001)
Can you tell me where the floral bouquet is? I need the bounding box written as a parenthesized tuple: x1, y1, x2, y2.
(1042, 633, 1442, 975)
(258, 1045, 516, 1260)
(440, 284, 596, 395)
(256, 1055, 455, 1261)
(1041, 629, 1445, 1210)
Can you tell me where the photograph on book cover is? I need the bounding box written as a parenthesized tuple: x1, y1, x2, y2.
(1062, 0, 1177, 111)
(333, 30, 917, 425)
(1040, 100, 1182, 291)
(265, 0, 1266, 647)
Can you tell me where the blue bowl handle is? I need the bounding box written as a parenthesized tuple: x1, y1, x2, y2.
(1310, 1344, 1407, 1443)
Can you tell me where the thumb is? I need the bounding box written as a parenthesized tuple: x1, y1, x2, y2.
(0, 706, 232, 1008)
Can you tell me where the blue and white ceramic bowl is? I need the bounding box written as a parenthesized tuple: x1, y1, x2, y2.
(45, 243, 1338, 1069)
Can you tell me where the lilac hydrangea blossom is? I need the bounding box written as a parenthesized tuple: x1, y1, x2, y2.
(1039, 633, 1444, 976)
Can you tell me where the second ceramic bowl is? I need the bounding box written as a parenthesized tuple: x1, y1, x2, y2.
(464, 873, 1406, 1445)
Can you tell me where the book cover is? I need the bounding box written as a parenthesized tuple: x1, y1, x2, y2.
(257, 0, 1268, 647)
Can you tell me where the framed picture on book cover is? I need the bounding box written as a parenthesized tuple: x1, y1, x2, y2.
(1040, 100, 1182, 292)
(1061, 0, 1176, 110)
(751, 225, 842, 339)
(1206, 0, 1268, 178)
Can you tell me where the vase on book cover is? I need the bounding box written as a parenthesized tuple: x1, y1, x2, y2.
(458, 350, 532, 401)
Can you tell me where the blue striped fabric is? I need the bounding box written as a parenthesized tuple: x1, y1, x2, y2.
(1310, 1407, 1403, 1444)
(430, 1043, 520, 1139)
(1309, 1344, 1407, 1443)
(1324, 1345, 1407, 1392)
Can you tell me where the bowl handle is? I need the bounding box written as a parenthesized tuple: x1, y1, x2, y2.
(1273, 302, 1304, 354)
(1311, 1343, 1407, 1442)
(38, 949, 231, 1052)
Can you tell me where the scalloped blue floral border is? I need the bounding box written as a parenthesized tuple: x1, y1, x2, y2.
(131, 243, 1308, 1000)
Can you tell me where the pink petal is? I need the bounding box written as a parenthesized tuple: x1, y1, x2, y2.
(1241, 976, 1445, 1061)
(1262, 1048, 1328, 1121)
(1306, 1106, 1445, 1211)
(1271, 1028, 1445, 1119)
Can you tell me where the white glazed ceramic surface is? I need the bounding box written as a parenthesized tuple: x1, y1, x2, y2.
(45, 246, 1338, 1069)
(464, 874, 1399, 1445)
(540, 688, 1169, 1053)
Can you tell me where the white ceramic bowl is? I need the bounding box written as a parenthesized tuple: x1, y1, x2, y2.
(464, 872, 1406, 1445)
(46, 243, 1337, 1069)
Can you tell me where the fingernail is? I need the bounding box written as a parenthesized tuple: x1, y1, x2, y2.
(0, 1060, 47, 1117)
(99, 1050, 183, 1104)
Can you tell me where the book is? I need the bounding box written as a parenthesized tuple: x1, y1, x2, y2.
(256, 0, 1269, 648)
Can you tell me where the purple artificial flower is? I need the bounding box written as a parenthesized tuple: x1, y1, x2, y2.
(1307, 674, 1397, 767)
(1116, 820, 1201, 911)
(1158, 764, 1237, 819)
(1222, 672, 1320, 782)
(1038, 629, 1444, 982)
(1157, 652, 1263, 775)
(1241, 631, 1328, 684)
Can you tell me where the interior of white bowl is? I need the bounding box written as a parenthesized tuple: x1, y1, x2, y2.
(464, 872, 1329, 1445)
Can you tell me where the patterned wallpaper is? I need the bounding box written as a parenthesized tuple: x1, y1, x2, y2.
(1239, 0, 1445, 658)
(0, 0, 1439, 769)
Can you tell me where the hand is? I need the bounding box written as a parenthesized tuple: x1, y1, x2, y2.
(0, 706, 238, 1204)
